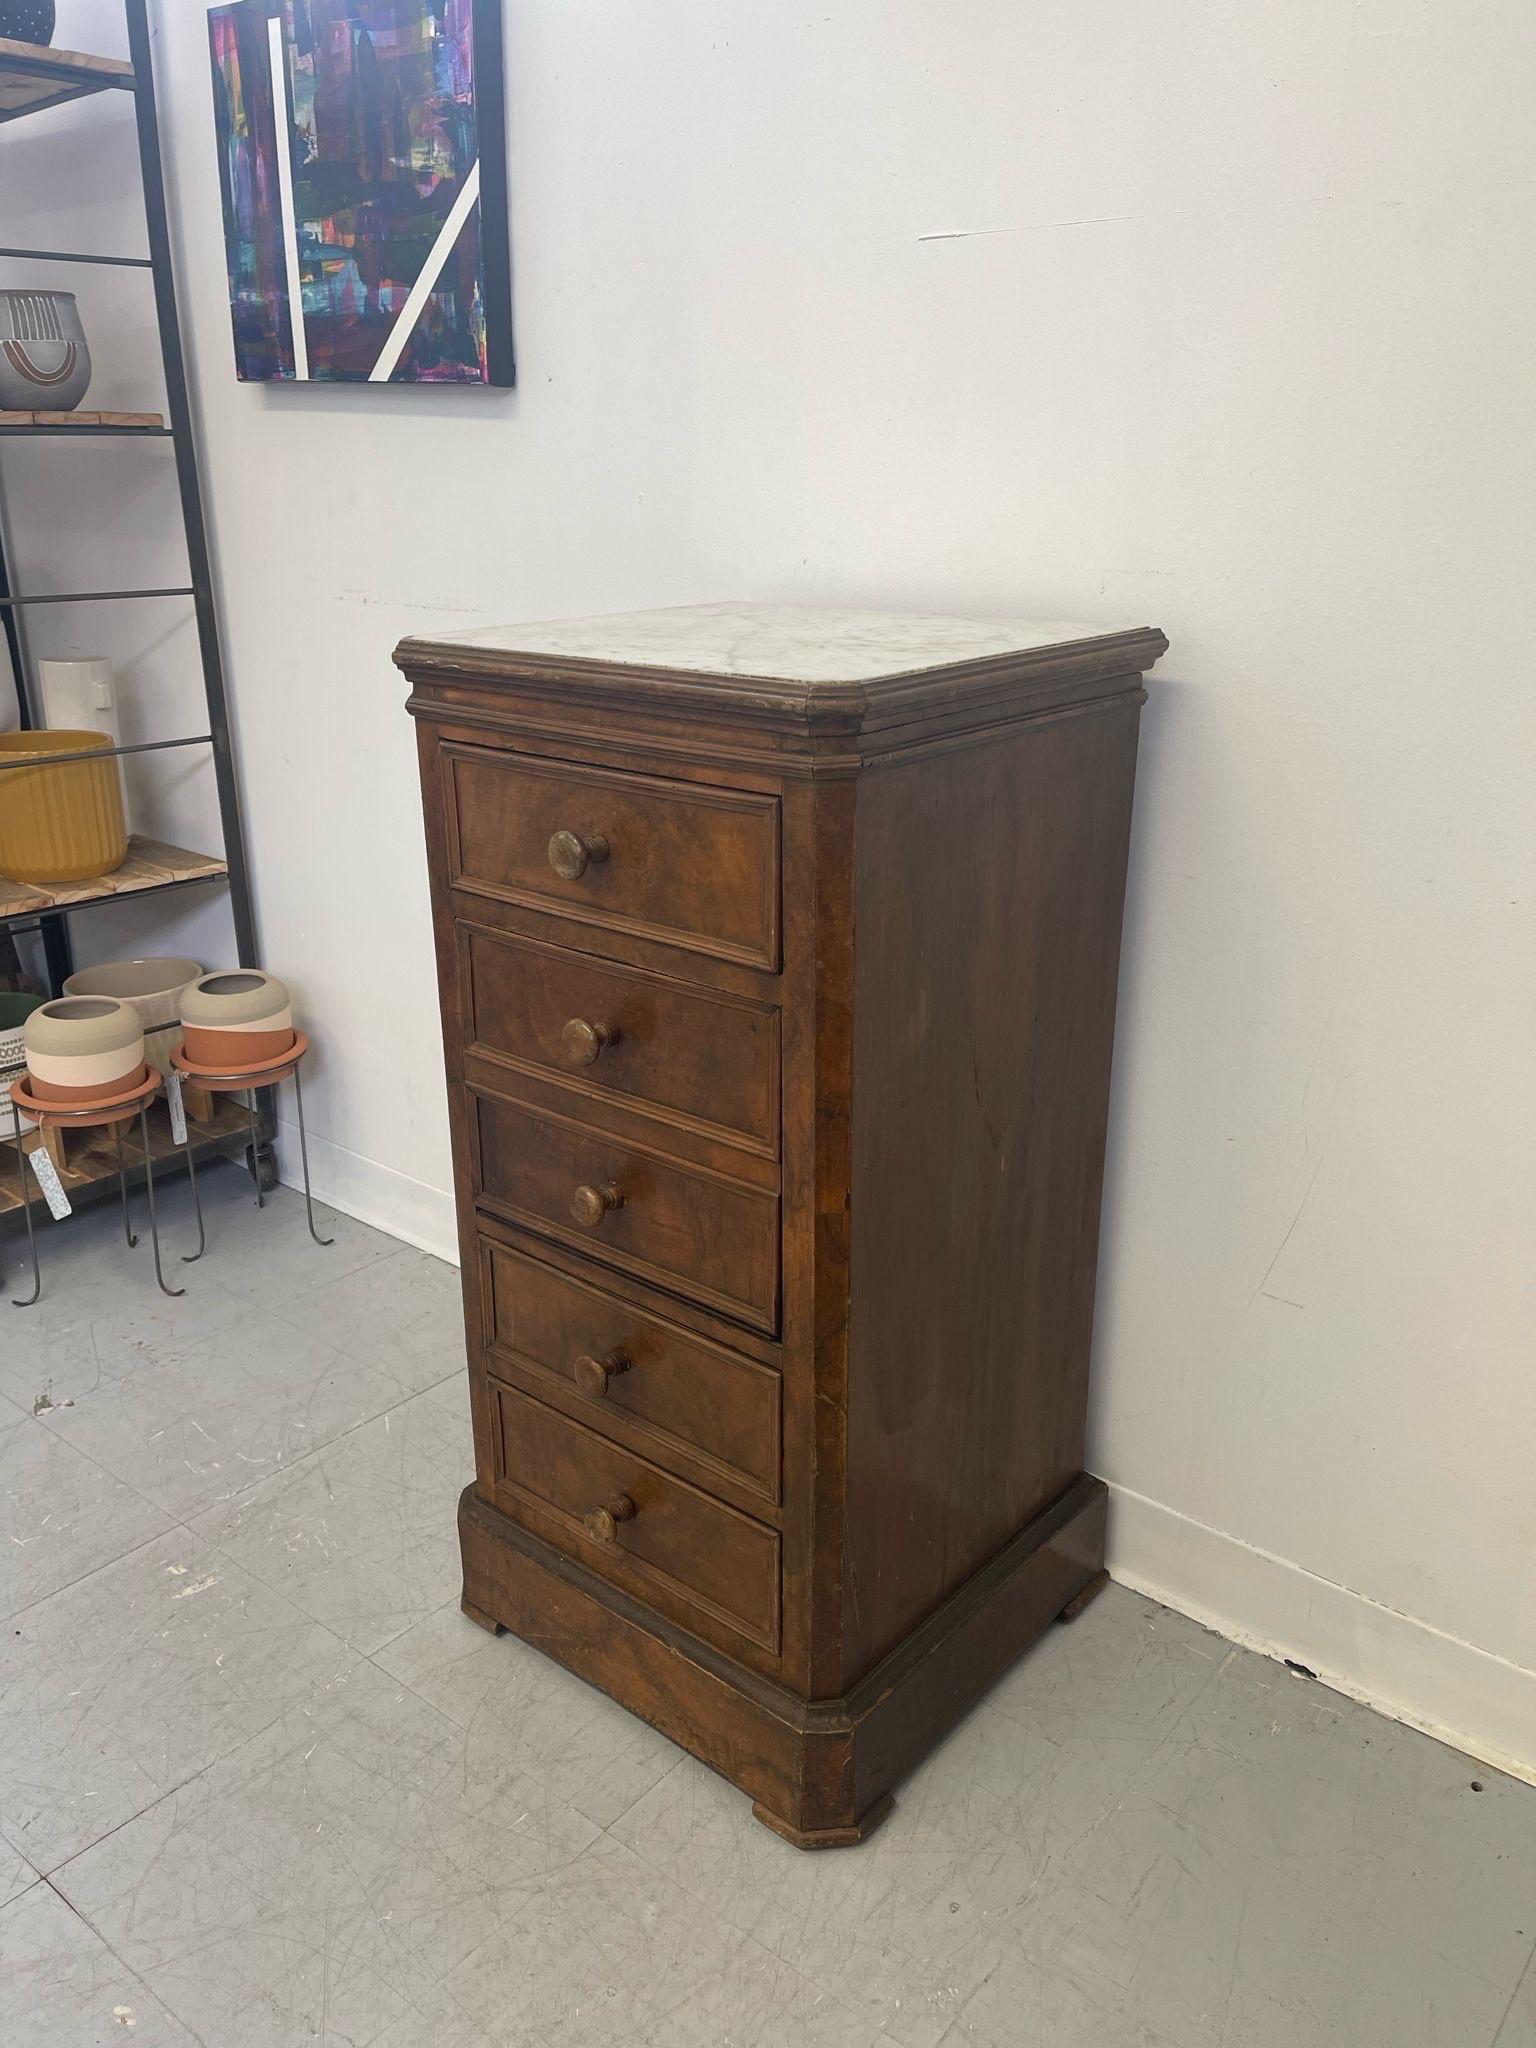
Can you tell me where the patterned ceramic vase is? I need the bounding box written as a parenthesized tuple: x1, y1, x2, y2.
(23, 995, 145, 1104)
(180, 970, 295, 1070)
(0, 4, 56, 44)
(0, 987, 44, 1134)
(0, 289, 91, 412)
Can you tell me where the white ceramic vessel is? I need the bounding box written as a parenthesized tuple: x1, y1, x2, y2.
(64, 957, 201, 1083)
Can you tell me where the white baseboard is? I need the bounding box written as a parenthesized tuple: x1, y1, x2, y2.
(1108, 1482, 1536, 1788)
(273, 1117, 460, 1267)
(257, 1140, 1536, 1789)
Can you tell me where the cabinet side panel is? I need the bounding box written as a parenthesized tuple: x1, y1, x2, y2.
(844, 699, 1142, 1680)
(414, 717, 499, 1500)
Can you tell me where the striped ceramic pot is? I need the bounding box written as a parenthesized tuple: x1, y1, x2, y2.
(24, 995, 144, 1103)
(180, 970, 294, 1069)
(0, 290, 91, 412)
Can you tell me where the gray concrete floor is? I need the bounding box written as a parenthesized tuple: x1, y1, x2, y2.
(1, 1161, 1533, 2048)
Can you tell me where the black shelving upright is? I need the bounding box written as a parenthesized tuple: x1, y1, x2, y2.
(0, 2, 276, 1202)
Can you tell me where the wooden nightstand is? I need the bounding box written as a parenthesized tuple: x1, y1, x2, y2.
(397, 602, 1166, 1845)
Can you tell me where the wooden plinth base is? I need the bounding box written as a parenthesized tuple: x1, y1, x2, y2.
(751, 1793, 895, 1849)
(460, 1595, 505, 1635)
(458, 1471, 1107, 1848)
(1058, 1567, 1111, 1623)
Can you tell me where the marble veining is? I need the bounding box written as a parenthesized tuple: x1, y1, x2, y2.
(421, 600, 1139, 684)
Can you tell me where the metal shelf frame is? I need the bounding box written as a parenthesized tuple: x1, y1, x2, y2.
(0, 40, 134, 123)
(0, 246, 152, 267)
(0, 2, 275, 1205)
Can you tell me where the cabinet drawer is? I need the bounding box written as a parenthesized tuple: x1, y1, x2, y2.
(460, 924, 778, 1154)
(481, 1240, 780, 1508)
(443, 744, 780, 971)
(472, 1090, 779, 1334)
(490, 1378, 780, 1655)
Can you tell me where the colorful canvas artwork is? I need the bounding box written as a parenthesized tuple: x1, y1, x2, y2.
(208, 0, 512, 385)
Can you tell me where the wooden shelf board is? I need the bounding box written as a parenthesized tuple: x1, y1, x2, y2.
(0, 39, 132, 121)
(0, 835, 227, 924)
(0, 1094, 247, 1217)
(0, 410, 167, 431)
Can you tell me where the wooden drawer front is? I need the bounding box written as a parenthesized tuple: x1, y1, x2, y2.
(482, 1241, 780, 1508)
(461, 925, 778, 1154)
(490, 1378, 780, 1654)
(473, 1091, 779, 1334)
(444, 744, 780, 971)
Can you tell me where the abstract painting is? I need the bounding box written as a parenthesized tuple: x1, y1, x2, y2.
(208, 0, 512, 385)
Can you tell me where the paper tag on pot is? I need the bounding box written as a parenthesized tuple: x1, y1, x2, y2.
(166, 1071, 188, 1148)
(28, 1145, 72, 1221)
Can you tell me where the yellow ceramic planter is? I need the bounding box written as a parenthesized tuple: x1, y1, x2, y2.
(0, 729, 127, 885)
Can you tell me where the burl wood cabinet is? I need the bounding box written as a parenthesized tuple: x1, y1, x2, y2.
(397, 603, 1166, 1846)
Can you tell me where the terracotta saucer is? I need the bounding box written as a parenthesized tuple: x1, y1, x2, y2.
(9, 1064, 162, 1128)
(171, 1028, 311, 1087)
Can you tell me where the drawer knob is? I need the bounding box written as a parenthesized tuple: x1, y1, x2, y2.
(561, 1017, 618, 1067)
(573, 1347, 631, 1398)
(548, 829, 609, 881)
(583, 1492, 636, 1544)
(570, 1180, 624, 1228)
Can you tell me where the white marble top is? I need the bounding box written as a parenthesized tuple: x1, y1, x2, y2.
(422, 602, 1139, 686)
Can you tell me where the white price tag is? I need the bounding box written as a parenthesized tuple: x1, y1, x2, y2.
(166, 1070, 188, 1147)
(27, 1143, 72, 1221)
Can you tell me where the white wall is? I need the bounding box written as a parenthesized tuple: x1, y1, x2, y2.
(1, 2, 231, 983)
(13, 3, 1535, 1775)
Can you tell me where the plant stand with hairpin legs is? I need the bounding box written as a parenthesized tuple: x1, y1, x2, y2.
(170, 1030, 332, 1249)
(6, 1066, 195, 1304)
(7, 1112, 42, 1308)
(112, 1120, 138, 1249)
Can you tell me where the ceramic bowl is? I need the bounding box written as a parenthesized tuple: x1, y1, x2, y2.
(180, 969, 294, 1069)
(64, 957, 200, 1032)
(64, 957, 201, 1083)
(24, 994, 144, 1103)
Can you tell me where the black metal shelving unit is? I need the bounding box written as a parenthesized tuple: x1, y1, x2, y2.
(0, 5, 275, 1220)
